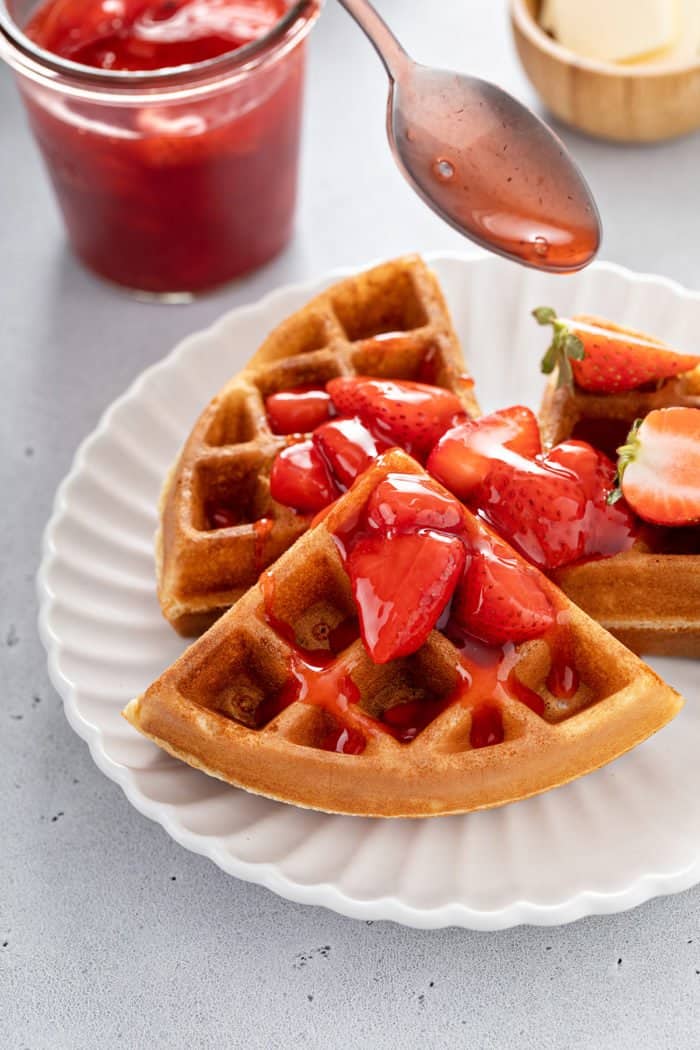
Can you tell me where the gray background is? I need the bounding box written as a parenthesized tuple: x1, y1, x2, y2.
(2, 2, 699, 1047)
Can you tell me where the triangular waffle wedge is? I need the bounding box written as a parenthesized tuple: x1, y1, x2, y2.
(158, 256, 479, 636)
(126, 450, 682, 818)
(539, 373, 700, 657)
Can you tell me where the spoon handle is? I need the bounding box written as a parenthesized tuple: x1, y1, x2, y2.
(335, 0, 410, 79)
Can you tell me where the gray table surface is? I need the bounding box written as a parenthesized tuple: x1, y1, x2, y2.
(2, 2, 700, 1047)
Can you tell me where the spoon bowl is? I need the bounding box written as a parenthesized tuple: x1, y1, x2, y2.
(338, 0, 602, 272)
(389, 64, 601, 272)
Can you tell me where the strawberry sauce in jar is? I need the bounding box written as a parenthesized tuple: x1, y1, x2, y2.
(0, 0, 320, 294)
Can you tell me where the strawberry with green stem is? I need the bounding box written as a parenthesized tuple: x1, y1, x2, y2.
(533, 308, 700, 393)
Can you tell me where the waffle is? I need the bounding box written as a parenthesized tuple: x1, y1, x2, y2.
(540, 372, 700, 657)
(539, 367, 700, 458)
(125, 449, 682, 818)
(158, 256, 479, 636)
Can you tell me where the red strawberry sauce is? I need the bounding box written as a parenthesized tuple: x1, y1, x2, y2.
(256, 470, 582, 753)
(23, 0, 309, 293)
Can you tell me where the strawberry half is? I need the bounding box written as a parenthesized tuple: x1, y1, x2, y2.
(611, 407, 700, 527)
(313, 417, 390, 489)
(346, 530, 466, 663)
(533, 307, 700, 393)
(270, 440, 340, 513)
(265, 385, 334, 435)
(365, 473, 464, 534)
(452, 538, 554, 646)
(427, 405, 541, 498)
(326, 377, 464, 459)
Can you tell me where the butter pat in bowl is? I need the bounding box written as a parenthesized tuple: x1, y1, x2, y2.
(511, 0, 700, 142)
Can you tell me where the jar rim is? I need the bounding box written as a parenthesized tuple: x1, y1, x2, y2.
(0, 0, 321, 98)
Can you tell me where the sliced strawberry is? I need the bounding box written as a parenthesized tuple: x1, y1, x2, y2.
(534, 307, 700, 393)
(326, 377, 464, 459)
(265, 385, 334, 435)
(270, 440, 339, 513)
(490, 405, 542, 458)
(452, 539, 554, 645)
(473, 457, 587, 570)
(613, 407, 700, 527)
(346, 531, 466, 663)
(427, 405, 541, 498)
(427, 427, 490, 497)
(313, 417, 389, 489)
(544, 440, 637, 557)
(365, 473, 464, 534)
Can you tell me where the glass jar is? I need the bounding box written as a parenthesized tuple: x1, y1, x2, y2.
(0, 0, 321, 297)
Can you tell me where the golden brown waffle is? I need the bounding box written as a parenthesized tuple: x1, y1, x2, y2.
(539, 367, 700, 458)
(158, 256, 479, 636)
(126, 450, 682, 818)
(540, 371, 700, 657)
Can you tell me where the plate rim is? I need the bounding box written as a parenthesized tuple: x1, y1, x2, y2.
(36, 250, 700, 930)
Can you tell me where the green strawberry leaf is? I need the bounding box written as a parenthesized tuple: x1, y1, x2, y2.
(532, 306, 557, 326)
(533, 307, 585, 389)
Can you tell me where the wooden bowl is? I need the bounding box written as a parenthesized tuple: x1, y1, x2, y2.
(510, 0, 700, 142)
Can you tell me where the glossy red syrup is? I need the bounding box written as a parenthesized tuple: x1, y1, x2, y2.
(206, 506, 273, 554)
(506, 672, 546, 717)
(326, 616, 361, 654)
(571, 417, 632, 463)
(258, 572, 373, 753)
(381, 696, 454, 743)
(543, 441, 637, 562)
(545, 631, 580, 700)
(266, 386, 334, 436)
(253, 516, 274, 571)
(469, 705, 505, 749)
(207, 504, 241, 529)
(415, 344, 441, 386)
(447, 629, 547, 722)
(547, 660, 579, 700)
(319, 723, 366, 756)
(24, 0, 308, 292)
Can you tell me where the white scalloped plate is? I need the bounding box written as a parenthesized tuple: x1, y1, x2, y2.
(38, 252, 700, 929)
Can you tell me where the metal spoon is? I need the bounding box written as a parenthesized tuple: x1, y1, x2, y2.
(336, 0, 601, 272)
